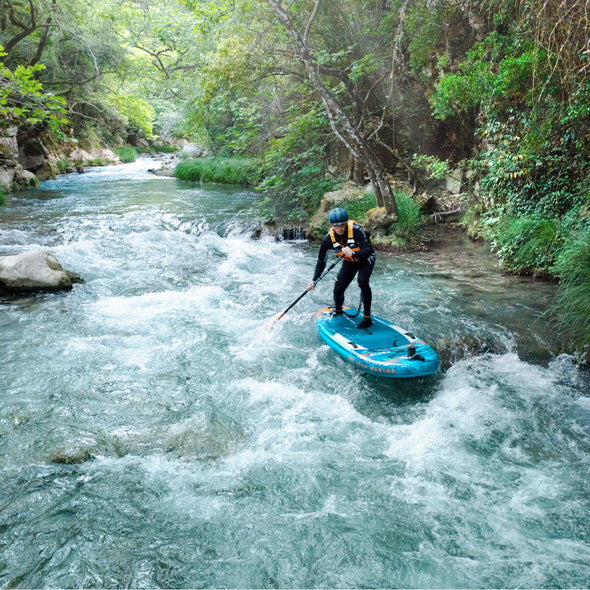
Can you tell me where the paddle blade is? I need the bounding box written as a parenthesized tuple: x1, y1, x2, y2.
(273, 311, 286, 324)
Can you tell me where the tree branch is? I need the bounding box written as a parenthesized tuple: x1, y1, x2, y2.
(3, 0, 38, 54)
(303, 0, 321, 47)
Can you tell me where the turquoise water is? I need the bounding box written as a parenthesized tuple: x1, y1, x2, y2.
(1, 158, 589, 588)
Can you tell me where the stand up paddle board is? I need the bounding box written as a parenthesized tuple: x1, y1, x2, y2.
(315, 307, 439, 378)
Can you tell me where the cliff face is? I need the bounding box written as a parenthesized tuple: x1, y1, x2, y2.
(0, 123, 121, 194)
(0, 125, 39, 193)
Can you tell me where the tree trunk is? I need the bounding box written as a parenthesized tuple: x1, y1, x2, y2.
(350, 157, 365, 185)
(268, 0, 398, 219)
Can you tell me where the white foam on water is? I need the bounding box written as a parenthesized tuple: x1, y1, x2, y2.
(2, 162, 589, 589)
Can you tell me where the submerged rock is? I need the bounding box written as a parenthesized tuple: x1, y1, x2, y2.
(0, 250, 81, 294)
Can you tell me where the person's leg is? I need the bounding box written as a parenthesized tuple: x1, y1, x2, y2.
(357, 261, 374, 315)
(356, 257, 375, 328)
(333, 262, 357, 312)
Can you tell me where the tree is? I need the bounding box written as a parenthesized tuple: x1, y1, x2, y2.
(0, 45, 66, 132)
(0, 0, 206, 143)
(0, 0, 56, 66)
(267, 0, 399, 218)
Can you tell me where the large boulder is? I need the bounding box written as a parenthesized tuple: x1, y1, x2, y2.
(446, 168, 463, 194)
(0, 126, 20, 192)
(13, 165, 38, 190)
(0, 131, 19, 163)
(0, 251, 76, 293)
(181, 143, 205, 158)
(0, 167, 15, 193)
(68, 147, 94, 165)
(95, 148, 120, 163)
(16, 128, 62, 180)
(365, 206, 398, 231)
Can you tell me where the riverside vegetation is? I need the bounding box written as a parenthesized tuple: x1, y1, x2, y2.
(1, 0, 588, 356)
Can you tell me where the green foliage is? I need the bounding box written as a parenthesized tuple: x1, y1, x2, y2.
(0, 187, 5, 206)
(341, 192, 378, 224)
(183, 28, 267, 156)
(107, 95, 155, 139)
(483, 214, 560, 276)
(403, 0, 473, 81)
(411, 154, 450, 180)
(257, 103, 340, 219)
(391, 190, 425, 244)
(0, 47, 67, 133)
(115, 147, 138, 163)
(174, 157, 261, 185)
(433, 37, 537, 119)
(473, 104, 589, 219)
(148, 144, 179, 154)
(552, 224, 590, 354)
(55, 159, 69, 174)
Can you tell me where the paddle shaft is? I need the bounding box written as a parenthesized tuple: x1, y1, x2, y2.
(274, 257, 342, 322)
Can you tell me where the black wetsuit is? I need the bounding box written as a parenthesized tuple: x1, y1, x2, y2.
(312, 222, 376, 315)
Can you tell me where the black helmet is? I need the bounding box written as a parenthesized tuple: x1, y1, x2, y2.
(329, 207, 348, 225)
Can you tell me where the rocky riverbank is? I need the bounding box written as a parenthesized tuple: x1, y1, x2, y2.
(0, 124, 121, 194)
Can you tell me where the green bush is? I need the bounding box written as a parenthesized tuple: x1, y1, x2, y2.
(483, 214, 560, 276)
(149, 144, 179, 154)
(133, 145, 178, 154)
(114, 147, 138, 163)
(0, 187, 5, 206)
(337, 192, 377, 224)
(174, 157, 261, 185)
(473, 109, 589, 220)
(411, 154, 450, 180)
(394, 190, 425, 241)
(257, 103, 340, 219)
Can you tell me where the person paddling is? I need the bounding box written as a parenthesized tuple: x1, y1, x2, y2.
(306, 207, 376, 329)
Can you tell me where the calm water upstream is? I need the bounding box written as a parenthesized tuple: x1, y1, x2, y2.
(1, 158, 589, 589)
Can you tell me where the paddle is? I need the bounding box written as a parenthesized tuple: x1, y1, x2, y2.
(273, 257, 342, 324)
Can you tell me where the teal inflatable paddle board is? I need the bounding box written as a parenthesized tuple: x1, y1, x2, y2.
(315, 307, 439, 378)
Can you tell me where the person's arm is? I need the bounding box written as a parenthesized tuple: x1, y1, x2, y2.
(352, 225, 373, 260)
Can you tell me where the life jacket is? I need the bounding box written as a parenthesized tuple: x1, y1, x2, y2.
(330, 219, 360, 261)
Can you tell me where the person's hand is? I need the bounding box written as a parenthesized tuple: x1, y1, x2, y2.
(342, 246, 355, 258)
(306, 281, 316, 291)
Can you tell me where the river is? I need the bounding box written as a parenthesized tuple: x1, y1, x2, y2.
(1, 157, 589, 588)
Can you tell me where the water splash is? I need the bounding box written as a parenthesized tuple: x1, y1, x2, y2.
(0, 159, 588, 588)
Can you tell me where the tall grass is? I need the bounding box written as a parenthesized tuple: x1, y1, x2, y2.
(393, 189, 424, 241)
(337, 188, 424, 247)
(343, 192, 377, 222)
(135, 144, 179, 154)
(552, 226, 590, 355)
(174, 157, 261, 185)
